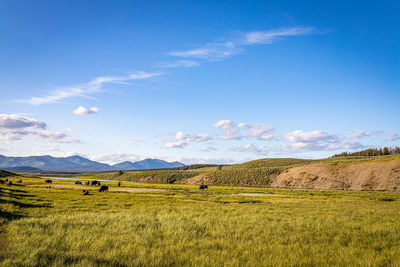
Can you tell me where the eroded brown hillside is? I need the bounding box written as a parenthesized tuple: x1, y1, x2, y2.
(271, 159, 400, 191)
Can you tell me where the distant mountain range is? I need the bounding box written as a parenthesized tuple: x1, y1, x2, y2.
(0, 155, 185, 173)
(113, 159, 184, 170)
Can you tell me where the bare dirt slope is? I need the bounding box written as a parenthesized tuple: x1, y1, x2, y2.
(184, 174, 211, 185)
(271, 159, 400, 191)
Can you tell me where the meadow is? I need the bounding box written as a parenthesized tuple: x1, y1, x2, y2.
(1, 175, 400, 266)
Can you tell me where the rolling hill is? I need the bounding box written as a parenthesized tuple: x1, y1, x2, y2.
(3, 166, 44, 173)
(87, 154, 400, 191)
(0, 169, 17, 178)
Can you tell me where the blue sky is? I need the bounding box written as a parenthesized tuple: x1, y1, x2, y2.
(0, 0, 399, 164)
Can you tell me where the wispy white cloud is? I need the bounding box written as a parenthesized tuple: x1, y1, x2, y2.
(213, 120, 243, 140)
(163, 131, 212, 149)
(284, 130, 367, 152)
(386, 133, 400, 141)
(162, 120, 376, 156)
(169, 156, 243, 165)
(201, 146, 217, 152)
(162, 120, 276, 153)
(173, 131, 213, 143)
(0, 114, 79, 144)
(157, 60, 199, 68)
(168, 27, 314, 62)
(0, 146, 12, 152)
(91, 153, 141, 165)
(0, 113, 46, 129)
(328, 141, 367, 151)
(244, 27, 314, 45)
(18, 71, 163, 105)
(163, 141, 187, 149)
(347, 130, 370, 139)
(285, 130, 339, 143)
(73, 106, 99, 115)
(213, 120, 275, 140)
(168, 42, 237, 60)
(0, 130, 80, 144)
(242, 123, 275, 140)
(284, 130, 339, 152)
(371, 130, 384, 136)
(233, 144, 269, 156)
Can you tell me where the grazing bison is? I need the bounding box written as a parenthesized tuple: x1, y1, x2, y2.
(82, 190, 89, 195)
(199, 185, 208, 190)
(7, 181, 13, 186)
(99, 185, 109, 192)
(118, 182, 121, 187)
(17, 179, 22, 183)
(85, 181, 90, 185)
(90, 180, 99, 186)
(75, 181, 82, 185)
(45, 179, 52, 184)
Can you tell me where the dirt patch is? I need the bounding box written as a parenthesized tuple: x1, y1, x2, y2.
(271, 159, 400, 191)
(184, 174, 212, 185)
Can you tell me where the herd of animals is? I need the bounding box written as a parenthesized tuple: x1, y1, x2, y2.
(43, 179, 111, 195)
(0, 178, 22, 186)
(0, 177, 209, 195)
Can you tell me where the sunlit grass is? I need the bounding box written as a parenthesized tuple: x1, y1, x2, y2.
(1, 177, 400, 266)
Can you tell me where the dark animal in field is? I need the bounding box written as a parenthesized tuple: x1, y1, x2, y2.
(0, 179, 4, 184)
(199, 185, 208, 190)
(118, 182, 121, 187)
(17, 179, 22, 183)
(90, 181, 100, 185)
(75, 181, 82, 185)
(82, 190, 89, 195)
(85, 181, 90, 185)
(5, 179, 8, 182)
(45, 180, 52, 183)
(98, 181, 101, 186)
(47, 185, 51, 189)
(99, 185, 109, 192)
(7, 181, 13, 186)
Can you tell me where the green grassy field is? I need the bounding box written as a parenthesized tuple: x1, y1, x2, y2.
(1, 176, 400, 266)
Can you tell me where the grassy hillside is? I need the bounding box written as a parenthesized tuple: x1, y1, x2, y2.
(84, 158, 309, 186)
(228, 158, 312, 169)
(2, 177, 400, 266)
(188, 167, 284, 186)
(0, 170, 18, 178)
(80, 155, 400, 188)
(85, 169, 204, 183)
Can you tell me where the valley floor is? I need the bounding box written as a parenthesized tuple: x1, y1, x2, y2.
(1, 177, 400, 266)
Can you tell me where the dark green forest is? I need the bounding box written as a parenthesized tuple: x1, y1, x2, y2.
(333, 146, 400, 157)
